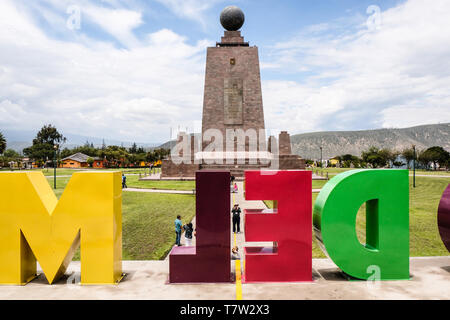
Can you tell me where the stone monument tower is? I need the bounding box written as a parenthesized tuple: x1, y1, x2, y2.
(202, 6, 266, 153)
(161, 6, 305, 178)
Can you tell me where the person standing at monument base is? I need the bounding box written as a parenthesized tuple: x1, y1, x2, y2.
(232, 204, 241, 233)
(174, 215, 183, 246)
(183, 222, 194, 246)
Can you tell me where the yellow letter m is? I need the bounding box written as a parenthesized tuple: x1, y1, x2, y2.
(0, 172, 122, 285)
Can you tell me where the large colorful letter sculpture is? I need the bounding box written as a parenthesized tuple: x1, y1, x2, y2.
(169, 171, 231, 283)
(314, 170, 409, 280)
(243, 170, 312, 282)
(438, 184, 450, 252)
(0, 172, 122, 285)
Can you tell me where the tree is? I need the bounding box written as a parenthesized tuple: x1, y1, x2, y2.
(146, 148, 170, 164)
(3, 149, 20, 158)
(0, 148, 20, 167)
(361, 147, 387, 168)
(334, 156, 342, 167)
(129, 143, 138, 154)
(86, 157, 94, 168)
(401, 148, 416, 169)
(0, 132, 6, 155)
(23, 125, 66, 163)
(98, 145, 129, 167)
(418, 149, 433, 169)
(420, 146, 450, 170)
(340, 154, 360, 168)
(379, 149, 399, 168)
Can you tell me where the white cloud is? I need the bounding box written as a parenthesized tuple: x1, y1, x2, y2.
(83, 6, 143, 47)
(1, 0, 449, 147)
(261, 0, 450, 133)
(0, 0, 208, 143)
(154, 0, 227, 28)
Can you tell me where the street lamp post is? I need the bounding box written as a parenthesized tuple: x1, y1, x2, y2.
(320, 147, 323, 168)
(53, 144, 58, 189)
(412, 145, 416, 188)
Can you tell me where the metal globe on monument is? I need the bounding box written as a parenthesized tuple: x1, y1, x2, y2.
(220, 6, 245, 31)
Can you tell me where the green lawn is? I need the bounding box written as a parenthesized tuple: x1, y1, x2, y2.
(126, 175, 196, 191)
(40, 168, 151, 176)
(265, 176, 450, 258)
(47, 177, 71, 198)
(312, 167, 450, 178)
(409, 177, 449, 256)
(47, 177, 195, 260)
(122, 192, 195, 260)
(50, 174, 195, 191)
(312, 180, 327, 189)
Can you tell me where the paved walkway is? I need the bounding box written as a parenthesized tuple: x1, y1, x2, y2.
(232, 182, 268, 253)
(410, 174, 450, 178)
(0, 257, 448, 300)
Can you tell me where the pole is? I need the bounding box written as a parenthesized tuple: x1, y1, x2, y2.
(320, 147, 323, 168)
(413, 145, 416, 188)
(53, 147, 56, 189)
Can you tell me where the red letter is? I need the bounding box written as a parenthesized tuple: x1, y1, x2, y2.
(169, 171, 230, 283)
(243, 171, 312, 282)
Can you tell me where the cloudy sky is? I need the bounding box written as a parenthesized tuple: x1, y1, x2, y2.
(1, 0, 449, 144)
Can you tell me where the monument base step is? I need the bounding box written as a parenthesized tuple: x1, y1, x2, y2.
(199, 163, 271, 177)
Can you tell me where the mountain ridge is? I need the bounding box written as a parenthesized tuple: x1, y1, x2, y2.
(290, 123, 450, 159)
(156, 123, 450, 160)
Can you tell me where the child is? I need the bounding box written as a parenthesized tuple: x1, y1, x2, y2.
(183, 222, 194, 246)
(231, 246, 240, 260)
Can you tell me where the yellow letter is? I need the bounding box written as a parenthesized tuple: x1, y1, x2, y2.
(0, 172, 122, 285)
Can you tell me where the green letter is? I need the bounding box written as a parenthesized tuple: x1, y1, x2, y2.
(313, 170, 409, 280)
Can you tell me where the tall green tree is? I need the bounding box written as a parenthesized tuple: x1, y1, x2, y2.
(379, 149, 399, 168)
(401, 147, 416, 169)
(23, 125, 66, 163)
(86, 157, 94, 168)
(3, 149, 20, 158)
(420, 146, 450, 170)
(361, 146, 387, 168)
(129, 143, 138, 154)
(418, 149, 433, 169)
(0, 132, 6, 155)
(337, 154, 361, 168)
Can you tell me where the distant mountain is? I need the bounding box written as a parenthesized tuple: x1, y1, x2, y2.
(291, 123, 450, 160)
(1, 129, 162, 153)
(145, 123, 450, 160)
(157, 140, 177, 150)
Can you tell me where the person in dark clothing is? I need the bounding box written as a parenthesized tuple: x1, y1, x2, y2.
(232, 204, 241, 233)
(230, 175, 236, 185)
(122, 174, 127, 189)
(183, 222, 194, 246)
